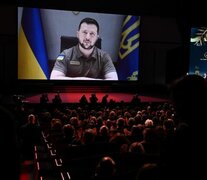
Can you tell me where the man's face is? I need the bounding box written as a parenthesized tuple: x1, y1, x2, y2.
(77, 22, 98, 50)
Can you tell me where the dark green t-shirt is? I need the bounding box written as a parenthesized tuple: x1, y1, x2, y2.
(53, 45, 116, 79)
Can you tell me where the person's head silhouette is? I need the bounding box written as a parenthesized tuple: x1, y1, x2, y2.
(170, 74, 207, 126)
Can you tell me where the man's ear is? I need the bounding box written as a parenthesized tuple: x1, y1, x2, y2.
(95, 34, 99, 42)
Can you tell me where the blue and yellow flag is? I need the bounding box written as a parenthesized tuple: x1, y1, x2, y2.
(116, 15, 140, 80)
(18, 8, 49, 79)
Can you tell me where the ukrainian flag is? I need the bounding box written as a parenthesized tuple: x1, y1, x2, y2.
(116, 15, 140, 80)
(18, 8, 49, 79)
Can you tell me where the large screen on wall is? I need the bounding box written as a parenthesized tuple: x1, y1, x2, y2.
(18, 7, 140, 81)
(188, 26, 207, 78)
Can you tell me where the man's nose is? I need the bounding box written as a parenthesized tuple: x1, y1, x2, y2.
(85, 33, 91, 39)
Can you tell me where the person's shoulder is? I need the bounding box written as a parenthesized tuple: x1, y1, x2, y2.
(95, 47, 111, 59)
(58, 46, 77, 60)
(62, 46, 76, 54)
(95, 47, 107, 54)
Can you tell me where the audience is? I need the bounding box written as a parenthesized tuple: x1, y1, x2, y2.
(11, 74, 207, 180)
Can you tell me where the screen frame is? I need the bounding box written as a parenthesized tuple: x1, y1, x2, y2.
(17, 5, 141, 87)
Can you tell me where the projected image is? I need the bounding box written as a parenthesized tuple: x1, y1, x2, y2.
(18, 7, 140, 81)
(189, 27, 207, 78)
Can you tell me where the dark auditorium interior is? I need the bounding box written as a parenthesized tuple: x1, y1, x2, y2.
(0, 0, 207, 180)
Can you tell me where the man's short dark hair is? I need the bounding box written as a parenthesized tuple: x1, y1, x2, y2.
(78, 17, 99, 33)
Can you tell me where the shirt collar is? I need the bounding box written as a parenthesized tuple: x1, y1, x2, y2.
(75, 45, 97, 60)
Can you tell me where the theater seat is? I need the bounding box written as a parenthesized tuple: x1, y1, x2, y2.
(60, 36, 102, 52)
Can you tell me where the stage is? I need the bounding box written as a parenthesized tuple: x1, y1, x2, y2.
(25, 92, 169, 104)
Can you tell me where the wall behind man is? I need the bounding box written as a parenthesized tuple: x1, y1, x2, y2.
(18, 7, 125, 63)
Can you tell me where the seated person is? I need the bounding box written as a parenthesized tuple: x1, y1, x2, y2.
(89, 93, 98, 105)
(52, 93, 62, 105)
(40, 93, 49, 104)
(79, 94, 88, 106)
(50, 17, 118, 80)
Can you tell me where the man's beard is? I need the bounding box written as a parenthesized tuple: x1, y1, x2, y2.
(79, 41, 94, 50)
